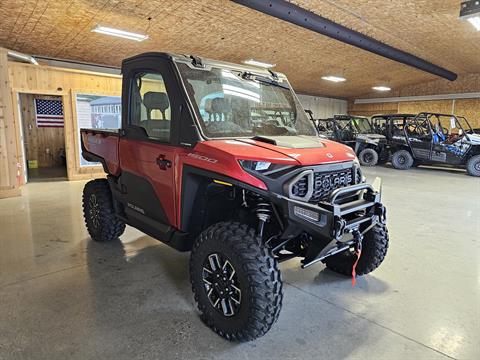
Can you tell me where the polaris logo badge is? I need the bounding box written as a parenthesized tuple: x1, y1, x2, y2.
(187, 153, 218, 163)
(127, 202, 145, 214)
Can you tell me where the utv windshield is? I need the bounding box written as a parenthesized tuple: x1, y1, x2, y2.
(353, 117, 374, 133)
(335, 116, 373, 134)
(176, 63, 317, 138)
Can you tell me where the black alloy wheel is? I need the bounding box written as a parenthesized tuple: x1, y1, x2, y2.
(202, 252, 241, 317)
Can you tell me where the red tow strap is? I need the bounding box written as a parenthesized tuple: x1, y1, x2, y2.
(351, 232, 363, 287)
(351, 249, 361, 287)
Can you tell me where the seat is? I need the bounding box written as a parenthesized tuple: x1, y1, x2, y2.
(204, 98, 213, 121)
(142, 91, 171, 140)
(144, 91, 169, 120)
(211, 97, 231, 121)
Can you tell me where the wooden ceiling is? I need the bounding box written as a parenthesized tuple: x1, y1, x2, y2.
(0, 0, 479, 99)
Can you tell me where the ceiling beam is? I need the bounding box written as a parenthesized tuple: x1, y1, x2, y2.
(232, 0, 458, 81)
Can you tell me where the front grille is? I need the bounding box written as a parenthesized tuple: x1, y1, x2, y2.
(291, 167, 357, 203)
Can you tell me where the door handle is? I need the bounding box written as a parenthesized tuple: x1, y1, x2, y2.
(156, 155, 172, 170)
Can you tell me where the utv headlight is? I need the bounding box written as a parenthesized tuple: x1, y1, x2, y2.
(239, 160, 293, 175)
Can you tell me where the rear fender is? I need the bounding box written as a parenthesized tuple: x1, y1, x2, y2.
(80, 129, 120, 175)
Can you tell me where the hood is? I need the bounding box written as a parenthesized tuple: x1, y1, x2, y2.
(357, 133, 386, 140)
(235, 135, 357, 165)
(356, 133, 387, 143)
(465, 133, 480, 145)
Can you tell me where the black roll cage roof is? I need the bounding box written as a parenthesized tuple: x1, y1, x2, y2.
(408, 112, 474, 141)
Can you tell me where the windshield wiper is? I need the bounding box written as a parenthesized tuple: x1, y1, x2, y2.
(240, 72, 290, 90)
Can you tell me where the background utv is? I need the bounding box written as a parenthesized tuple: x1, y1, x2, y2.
(81, 52, 389, 341)
(307, 111, 389, 167)
(381, 112, 480, 176)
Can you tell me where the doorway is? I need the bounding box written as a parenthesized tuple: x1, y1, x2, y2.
(19, 94, 67, 182)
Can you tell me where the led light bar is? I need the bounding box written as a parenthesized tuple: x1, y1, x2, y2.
(92, 25, 149, 41)
(321, 75, 346, 83)
(243, 59, 276, 68)
(372, 86, 391, 91)
(293, 206, 319, 222)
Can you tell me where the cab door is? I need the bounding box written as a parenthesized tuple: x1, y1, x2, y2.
(118, 59, 182, 231)
(405, 117, 433, 161)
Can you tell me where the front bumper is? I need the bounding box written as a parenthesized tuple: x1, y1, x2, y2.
(270, 177, 386, 242)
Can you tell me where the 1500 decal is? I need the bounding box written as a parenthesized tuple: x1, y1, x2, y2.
(187, 153, 218, 163)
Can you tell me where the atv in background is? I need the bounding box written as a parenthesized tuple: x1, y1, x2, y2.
(370, 113, 416, 141)
(313, 114, 389, 166)
(388, 112, 480, 176)
(371, 113, 417, 165)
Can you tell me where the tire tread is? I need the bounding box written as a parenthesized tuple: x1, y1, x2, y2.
(190, 221, 283, 341)
(82, 179, 125, 242)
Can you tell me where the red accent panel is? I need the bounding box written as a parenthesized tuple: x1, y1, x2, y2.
(81, 131, 120, 176)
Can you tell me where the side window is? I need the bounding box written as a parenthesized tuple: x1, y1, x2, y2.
(130, 72, 171, 142)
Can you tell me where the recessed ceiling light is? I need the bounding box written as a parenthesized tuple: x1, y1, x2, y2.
(467, 16, 480, 30)
(243, 59, 276, 68)
(372, 86, 391, 91)
(321, 76, 346, 82)
(92, 25, 149, 41)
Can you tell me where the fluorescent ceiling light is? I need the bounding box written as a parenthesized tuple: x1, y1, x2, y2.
(243, 59, 276, 68)
(321, 76, 346, 82)
(223, 89, 260, 102)
(222, 84, 260, 99)
(92, 25, 149, 41)
(467, 16, 480, 30)
(372, 86, 391, 91)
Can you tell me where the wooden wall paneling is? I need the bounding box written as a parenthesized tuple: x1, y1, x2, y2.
(11, 91, 26, 185)
(453, 99, 480, 128)
(64, 91, 76, 180)
(7, 61, 123, 183)
(0, 48, 20, 198)
(397, 100, 454, 115)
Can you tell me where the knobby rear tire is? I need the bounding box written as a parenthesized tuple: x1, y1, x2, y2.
(82, 179, 125, 242)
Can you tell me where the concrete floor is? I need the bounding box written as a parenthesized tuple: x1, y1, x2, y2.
(0, 166, 479, 360)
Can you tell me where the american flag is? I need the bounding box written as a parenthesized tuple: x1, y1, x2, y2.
(35, 99, 64, 127)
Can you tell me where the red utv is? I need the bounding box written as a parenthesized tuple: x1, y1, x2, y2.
(81, 52, 389, 341)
